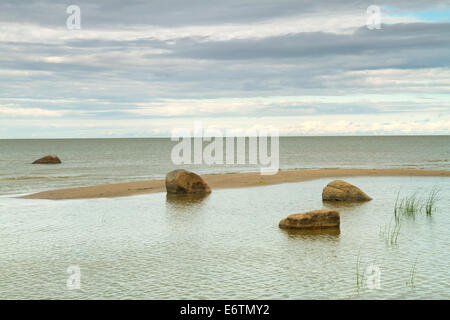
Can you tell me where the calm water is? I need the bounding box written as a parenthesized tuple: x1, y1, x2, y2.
(0, 137, 449, 299)
(0, 136, 449, 196)
(0, 177, 449, 299)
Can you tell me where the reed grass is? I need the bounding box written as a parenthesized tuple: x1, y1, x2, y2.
(398, 193, 422, 219)
(393, 186, 440, 220)
(424, 186, 439, 217)
(393, 191, 401, 223)
(385, 186, 440, 247)
(380, 220, 401, 246)
(406, 259, 418, 288)
(355, 250, 364, 290)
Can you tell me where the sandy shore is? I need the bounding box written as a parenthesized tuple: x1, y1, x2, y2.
(21, 168, 450, 200)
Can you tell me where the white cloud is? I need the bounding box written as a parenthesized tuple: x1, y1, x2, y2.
(0, 12, 425, 45)
(1, 112, 448, 138)
(0, 105, 74, 117)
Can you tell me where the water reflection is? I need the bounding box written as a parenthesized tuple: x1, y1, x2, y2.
(165, 193, 210, 206)
(322, 200, 370, 211)
(281, 227, 341, 239)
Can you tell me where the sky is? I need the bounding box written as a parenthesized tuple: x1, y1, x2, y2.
(0, 0, 449, 138)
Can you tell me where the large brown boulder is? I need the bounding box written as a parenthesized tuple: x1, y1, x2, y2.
(322, 180, 372, 202)
(279, 209, 340, 230)
(32, 155, 61, 164)
(165, 169, 211, 194)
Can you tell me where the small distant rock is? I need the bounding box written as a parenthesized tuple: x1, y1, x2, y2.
(32, 155, 61, 164)
(322, 180, 372, 202)
(166, 169, 211, 194)
(279, 209, 340, 230)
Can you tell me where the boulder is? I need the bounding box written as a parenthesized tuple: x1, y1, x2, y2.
(165, 169, 211, 194)
(32, 155, 61, 164)
(279, 209, 340, 230)
(322, 180, 372, 202)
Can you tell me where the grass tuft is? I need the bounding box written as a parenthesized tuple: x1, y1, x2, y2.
(393, 186, 440, 220)
(397, 193, 422, 219)
(380, 219, 401, 246)
(356, 250, 364, 291)
(394, 191, 401, 223)
(406, 259, 418, 288)
(424, 186, 439, 217)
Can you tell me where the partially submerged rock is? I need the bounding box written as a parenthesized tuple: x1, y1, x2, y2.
(279, 209, 340, 230)
(32, 155, 61, 164)
(165, 169, 211, 194)
(322, 180, 372, 202)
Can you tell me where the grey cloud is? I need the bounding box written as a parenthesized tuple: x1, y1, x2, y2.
(1, 0, 448, 27)
(165, 23, 450, 64)
(0, 0, 449, 131)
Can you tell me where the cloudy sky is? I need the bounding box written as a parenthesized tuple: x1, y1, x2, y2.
(0, 0, 449, 138)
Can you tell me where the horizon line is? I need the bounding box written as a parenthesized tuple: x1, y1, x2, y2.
(1, 134, 449, 140)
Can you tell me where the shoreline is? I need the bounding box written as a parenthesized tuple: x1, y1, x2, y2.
(21, 168, 450, 200)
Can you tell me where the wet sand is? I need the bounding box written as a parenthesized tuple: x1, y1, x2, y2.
(21, 168, 449, 200)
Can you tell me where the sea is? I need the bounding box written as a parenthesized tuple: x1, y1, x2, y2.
(0, 136, 449, 299)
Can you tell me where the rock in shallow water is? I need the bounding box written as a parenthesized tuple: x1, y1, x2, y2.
(279, 209, 340, 230)
(322, 180, 372, 202)
(165, 169, 211, 194)
(32, 155, 61, 164)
